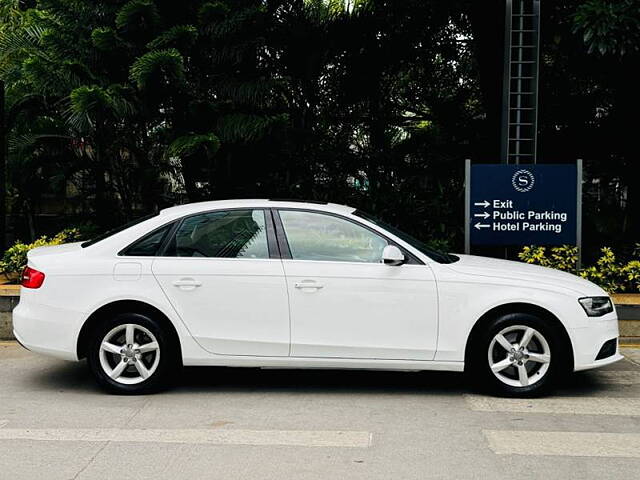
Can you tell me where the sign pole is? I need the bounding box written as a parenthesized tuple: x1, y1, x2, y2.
(464, 159, 471, 254)
(576, 158, 583, 270)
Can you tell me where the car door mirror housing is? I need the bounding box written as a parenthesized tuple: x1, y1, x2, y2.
(382, 245, 405, 266)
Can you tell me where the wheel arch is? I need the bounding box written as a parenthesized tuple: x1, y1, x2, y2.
(77, 299, 182, 361)
(463, 302, 574, 372)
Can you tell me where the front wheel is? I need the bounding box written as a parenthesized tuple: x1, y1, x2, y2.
(471, 313, 564, 397)
(87, 313, 176, 394)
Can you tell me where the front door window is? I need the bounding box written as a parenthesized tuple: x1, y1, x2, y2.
(278, 210, 388, 263)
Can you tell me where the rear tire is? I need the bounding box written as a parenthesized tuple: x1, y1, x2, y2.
(469, 312, 565, 397)
(87, 312, 177, 394)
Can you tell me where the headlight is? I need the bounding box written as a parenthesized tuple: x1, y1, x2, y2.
(579, 297, 614, 317)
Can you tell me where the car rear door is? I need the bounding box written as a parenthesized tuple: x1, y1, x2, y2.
(151, 208, 290, 356)
(275, 209, 438, 361)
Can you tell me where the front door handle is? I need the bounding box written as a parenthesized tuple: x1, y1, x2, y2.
(172, 278, 202, 290)
(294, 281, 324, 290)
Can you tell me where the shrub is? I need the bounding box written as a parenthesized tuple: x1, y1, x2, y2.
(579, 247, 624, 292)
(1, 229, 82, 280)
(519, 244, 640, 293)
(518, 245, 578, 272)
(622, 260, 640, 293)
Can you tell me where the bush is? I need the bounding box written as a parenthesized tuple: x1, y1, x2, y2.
(518, 244, 640, 293)
(518, 245, 578, 272)
(1, 229, 82, 280)
(622, 260, 640, 293)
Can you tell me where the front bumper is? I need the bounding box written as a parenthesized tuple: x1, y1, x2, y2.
(12, 301, 82, 361)
(570, 312, 623, 371)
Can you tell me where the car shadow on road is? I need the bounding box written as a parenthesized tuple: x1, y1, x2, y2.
(28, 355, 636, 397)
(177, 366, 471, 396)
(172, 365, 631, 397)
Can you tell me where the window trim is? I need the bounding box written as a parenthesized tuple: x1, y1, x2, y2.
(155, 208, 275, 260)
(273, 208, 423, 265)
(118, 220, 177, 257)
(85, 212, 160, 249)
(265, 209, 281, 259)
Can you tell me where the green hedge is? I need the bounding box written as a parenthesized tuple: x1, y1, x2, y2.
(518, 245, 640, 293)
(1, 229, 82, 280)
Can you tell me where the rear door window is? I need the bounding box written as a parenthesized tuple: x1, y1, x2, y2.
(164, 209, 270, 259)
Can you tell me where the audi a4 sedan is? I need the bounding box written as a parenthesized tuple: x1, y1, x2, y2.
(13, 199, 621, 396)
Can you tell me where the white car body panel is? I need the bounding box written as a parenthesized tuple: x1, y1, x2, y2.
(283, 260, 438, 360)
(152, 257, 290, 356)
(12, 199, 622, 373)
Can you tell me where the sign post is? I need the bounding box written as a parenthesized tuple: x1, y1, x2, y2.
(464, 161, 582, 257)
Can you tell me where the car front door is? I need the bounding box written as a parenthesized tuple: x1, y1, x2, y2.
(152, 209, 289, 356)
(276, 209, 438, 361)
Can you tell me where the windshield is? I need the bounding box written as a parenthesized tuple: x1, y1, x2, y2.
(353, 210, 459, 264)
(81, 213, 159, 248)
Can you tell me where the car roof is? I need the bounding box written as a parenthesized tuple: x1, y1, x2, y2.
(159, 199, 355, 217)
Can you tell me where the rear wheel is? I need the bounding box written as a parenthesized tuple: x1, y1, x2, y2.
(87, 313, 177, 394)
(470, 313, 564, 397)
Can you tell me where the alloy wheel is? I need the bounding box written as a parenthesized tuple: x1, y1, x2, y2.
(98, 323, 161, 385)
(487, 325, 551, 388)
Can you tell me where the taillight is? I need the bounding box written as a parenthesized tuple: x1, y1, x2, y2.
(21, 266, 45, 289)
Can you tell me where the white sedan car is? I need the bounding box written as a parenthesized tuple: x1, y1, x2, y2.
(13, 200, 621, 396)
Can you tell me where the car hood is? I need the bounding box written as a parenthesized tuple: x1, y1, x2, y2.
(445, 254, 606, 297)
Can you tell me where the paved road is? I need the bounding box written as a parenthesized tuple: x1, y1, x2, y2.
(1, 343, 639, 479)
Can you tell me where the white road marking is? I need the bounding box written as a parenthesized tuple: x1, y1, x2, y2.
(465, 395, 640, 416)
(0, 420, 7, 428)
(484, 430, 640, 458)
(0, 428, 372, 448)
(590, 370, 640, 385)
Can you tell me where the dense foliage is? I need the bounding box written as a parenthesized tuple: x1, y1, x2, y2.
(519, 244, 640, 293)
(0, 227, 80, 278)
(1, 0, 638, 259)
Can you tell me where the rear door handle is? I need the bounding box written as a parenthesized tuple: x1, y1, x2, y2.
(172, 278, 202, 290)
(294, 281, 324, 290)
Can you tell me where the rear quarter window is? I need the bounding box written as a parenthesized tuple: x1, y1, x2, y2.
(120, 222, 174, 256)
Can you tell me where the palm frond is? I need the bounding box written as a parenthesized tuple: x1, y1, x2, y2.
(0, 24, 47, 66)
(198, 2, 230, 29)
(116, 0, 161, 32)
(207, 5, 265, 38)
(216, 113, 289, 143)
(64, 85, 112, 132)
(91, 27, 120, 51)
(166, 133, 220, 158)
(217, 77, 285, 107)
(129, 48, 185, 89)
(8, 133, 72, 154)
(106, 84, 137, 117)
(147, 25, 198, 51)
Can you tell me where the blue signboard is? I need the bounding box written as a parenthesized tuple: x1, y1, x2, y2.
(468, 164, 578, 246)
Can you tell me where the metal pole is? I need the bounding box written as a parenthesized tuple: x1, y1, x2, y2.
(576, 158, 583, 270)
(500, 0, 512, 164)
(464, 159, 471, 254)
(531, 0, 541, 164)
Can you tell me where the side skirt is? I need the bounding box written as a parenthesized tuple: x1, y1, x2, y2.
(182, 355, 464, 372)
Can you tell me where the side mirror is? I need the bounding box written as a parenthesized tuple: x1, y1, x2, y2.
(382, 245, 405, 266)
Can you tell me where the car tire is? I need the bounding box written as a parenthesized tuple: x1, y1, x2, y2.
(469, 312, 565, 397)
(87, 312, 178, 394)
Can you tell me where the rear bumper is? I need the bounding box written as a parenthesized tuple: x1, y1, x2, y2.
(570, 313, 623, 371)
(12, 301, 82, 361)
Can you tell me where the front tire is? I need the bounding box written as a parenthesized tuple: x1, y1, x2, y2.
(87, 312, 176, 394)
(470, 313, 564, 397)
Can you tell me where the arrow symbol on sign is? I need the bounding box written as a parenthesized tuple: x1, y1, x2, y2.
(474, 200, 490, 208)
(474, 212, 490, 219)
(474, 222, 490, 230)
